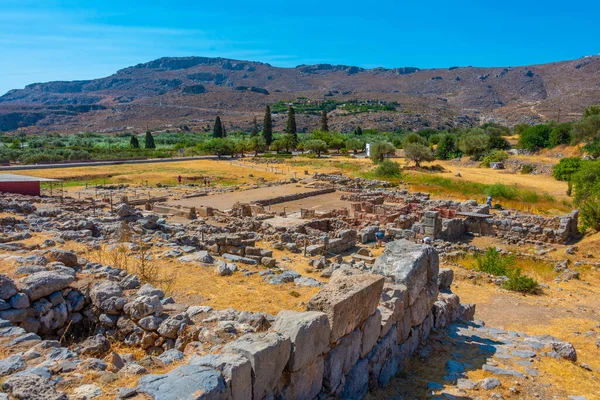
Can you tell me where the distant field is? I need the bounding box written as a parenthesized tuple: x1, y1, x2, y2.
(10, 154, 572, 215)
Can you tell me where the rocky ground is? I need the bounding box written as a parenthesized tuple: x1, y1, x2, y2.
(0, 171, 598, 399)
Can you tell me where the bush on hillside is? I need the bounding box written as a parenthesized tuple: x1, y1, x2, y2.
(481, 150, 508, 167)
(518, 124, 551, 150)
(474, 248, 539, 294)
(374, 160, 402, 178)
(552, 157, 583, 181)
(572, 160, 600, 231)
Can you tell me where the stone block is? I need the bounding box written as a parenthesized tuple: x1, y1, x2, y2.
(190, 352, 252, 400)
(222, 332, 291, 400)
(396, 311, 412, 344)
(437, 268, 454, 289)
(137, 365, 226, 400)
(372, 240, 439, 305)
(360, 309, 381, 358)
(342, 357, 369, 399)
(323, 328, 361, 394)
(307, 274, 384, 342)
(283, 357, 324, 400)
(272, 310, 330, 371)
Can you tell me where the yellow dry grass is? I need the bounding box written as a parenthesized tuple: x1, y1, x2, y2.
(69, 243, 319, 315)
(422, 159, 570, 202)
(9, 159, 282, 188)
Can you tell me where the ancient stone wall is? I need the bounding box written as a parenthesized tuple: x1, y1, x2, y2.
(253, 188, 336, 206)
(130, 240, 474, 399)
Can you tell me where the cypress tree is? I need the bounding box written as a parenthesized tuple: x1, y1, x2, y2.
(321, 110, 329, 132)
(286, 106, 297, 145)
(251, 117, 259, 137)
(286, 107, 297, 134)
(222, 121, 227, 138)
(145, 130, 156, 149)
(355, 126, 363, 136)
(130, 135, 140, 149)
(213, 116, 223, 138)
(263, 105, 273, 145)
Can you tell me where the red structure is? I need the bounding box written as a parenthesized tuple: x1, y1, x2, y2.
(0, 174, 61, 196)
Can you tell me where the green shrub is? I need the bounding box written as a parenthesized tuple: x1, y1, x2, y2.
(474, 248, 539, 293)
(582, 138, 600, 157)
(521, 164, 535, 174)
(504, 269, 539, 294)
(552, 157, 582, 181)
(549, 123, 572, 147)
(374, 160, 402, 178)
(485, 183, 517, 200)
(518, 124, 551, 150)
(435, 134, 460, 160)
(474, 248, 512, 276)
(481, 150, 508, 167)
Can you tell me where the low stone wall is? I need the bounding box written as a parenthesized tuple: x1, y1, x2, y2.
(132, 240, 474, 400)
(253, 188, 336, 206)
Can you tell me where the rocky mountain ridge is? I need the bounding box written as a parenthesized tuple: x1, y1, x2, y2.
(1, 55, 599, 133)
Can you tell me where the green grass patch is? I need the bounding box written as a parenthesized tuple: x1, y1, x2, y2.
(473, 248, 539, 294)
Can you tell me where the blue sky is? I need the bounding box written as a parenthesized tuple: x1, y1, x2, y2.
(1, 0, 599, 95)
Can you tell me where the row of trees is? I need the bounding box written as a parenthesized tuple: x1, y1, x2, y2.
(517, 105, 600, 151)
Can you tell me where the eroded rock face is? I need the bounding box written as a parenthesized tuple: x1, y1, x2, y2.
(372, 240, 439, 305)
(307, 274, 384, 342)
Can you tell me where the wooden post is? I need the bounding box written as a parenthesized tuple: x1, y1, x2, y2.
(303, 238, 308, 257)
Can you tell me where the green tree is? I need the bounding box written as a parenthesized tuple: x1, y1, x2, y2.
(369, 141, 396, 163)
(203, 138, 233, 158)
(487, 134, 510, 151)
(251, 117, 259, 137)
(458, 129, 490, 159)
(248, 136, 266, 156)
(552, 157, 583, 181)
(583, 105, 600, 118)
(435, 134, 459, 160)
(346, 137, 365, 154)
(286, 106, 297, 145)
(518, 124, 551, 150)
(213, 116, 224, 138)
(304, 139, 328, 157)
(321, 110, 329, 132)
(571, 115, 600, 144)
(234, 139, 250, 157)
(402, 132, 428, 147)
(145, 130, 156, 149)
(572, 161, 600, 231)
(130, 135, 140, 149)
(354, 126, 363, 136)
(404, 143, 434, 167)
(549, 123, 572, 147)
(263, 105, 273, 145)
(458, 131, 489, 159)
(222, 122, 227, 138)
